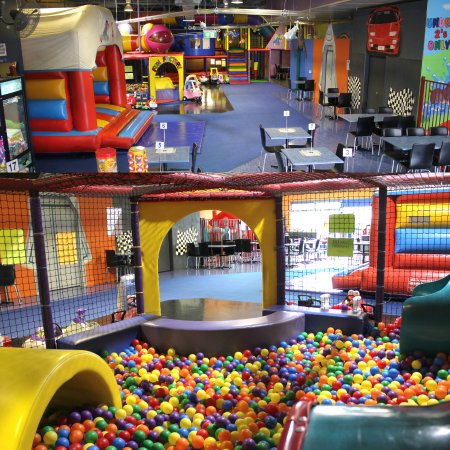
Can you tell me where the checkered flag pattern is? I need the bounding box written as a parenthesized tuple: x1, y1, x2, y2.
(175, 227, 199, 256)
(348, 76, 361, 111)
(388, 87, 415, 115)
(116, 230, 133, 254)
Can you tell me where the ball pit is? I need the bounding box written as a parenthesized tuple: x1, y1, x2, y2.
(33, 323, 450, 449)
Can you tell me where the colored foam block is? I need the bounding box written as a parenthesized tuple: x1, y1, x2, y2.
(97, 119, 109, 128)
(395, 228, 450, 253)
(94, 81, 110, 96)
(26, 78, 67, 100)
(27, 99, 68, 120)
(396, 203, 450, 228)
(92, 66, 108, 81)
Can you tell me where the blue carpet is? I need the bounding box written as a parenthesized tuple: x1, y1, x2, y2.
(0, 287, 118, 339)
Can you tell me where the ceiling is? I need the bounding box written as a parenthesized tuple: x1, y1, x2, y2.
(48, 0, 407, 24)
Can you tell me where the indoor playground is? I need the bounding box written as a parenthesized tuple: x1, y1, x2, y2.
(0, 172, 450, 450)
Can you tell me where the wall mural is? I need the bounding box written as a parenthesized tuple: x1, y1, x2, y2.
(387, 87, 415, 115)
(367, 6, 402, 56)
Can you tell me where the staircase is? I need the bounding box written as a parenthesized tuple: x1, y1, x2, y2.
(227, 49, 248, 84)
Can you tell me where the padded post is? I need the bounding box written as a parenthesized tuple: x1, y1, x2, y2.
(68, 71, 97, 131)
(105, 45, 127, 107)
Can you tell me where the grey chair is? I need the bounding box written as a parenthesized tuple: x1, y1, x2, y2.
(406, 127, 425, 136)
(186, 243, 201, 269)
(347, 116, 375, 154)
(337, 93, 352, 114)
(399, 143, 435, 172)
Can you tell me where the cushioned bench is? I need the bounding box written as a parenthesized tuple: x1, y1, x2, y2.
(263, 305, 369, 335)
(57, 314, 157, 354)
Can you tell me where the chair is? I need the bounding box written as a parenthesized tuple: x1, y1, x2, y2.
(259, 124, 284, 172)
(0, 265, 22, 305)
(399, 115, 416, 134)
(434, 141, 450, 171)
(198, 242, 215, 268)
(430, 126, 449, 136)
(302, 79, 315, 101)
(241, 238, 255, 263)
(190, 143, 199, 173)
(337, 92, 352, 114)
(399, 143, 435, 172)
(347, 116, 375, 154)
(373, 115, 401, 154)
(334, 142, 346, 173)
(378, 106, 393, 114)
(186, 243, 201, 269)
(377, 127, 405, 172)
(362, 107, 376, 114)
(290, 76, 306, 100)
(223, 240, 236, 265)
(287, 125, 316, 149)
(297, 294, 321, 308)
(319, 91, 332, 118)
(304, 239, 320, 262)
(406, 127, 425, 136)
(327, 88, 340, 119)
(105, 250, 129, 281)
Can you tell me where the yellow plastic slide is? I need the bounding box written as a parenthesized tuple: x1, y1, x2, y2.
(0, 348, 121, 450)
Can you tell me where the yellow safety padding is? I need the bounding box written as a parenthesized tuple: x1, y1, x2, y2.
(0, 348, 121, 450)
(93, 66, 109, 81)
(0, 228, 26, 264)
(396, 203, 450, 228)
(97, 119, 109, 128)
(139, 199, 277, 315)
(26, 79, 66, 100)
(96, 103, 126, 112)
(155, 77, 175, 90)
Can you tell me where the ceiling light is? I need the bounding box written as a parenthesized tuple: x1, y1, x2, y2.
(231, 0, 243, 4)
(183, 16, 196, 22)
(124, 1, 133, 12)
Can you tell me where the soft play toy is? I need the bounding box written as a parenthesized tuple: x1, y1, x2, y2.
(63, 308, 100, 336)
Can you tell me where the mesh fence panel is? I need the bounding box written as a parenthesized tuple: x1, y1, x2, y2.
(283, 183, 450, 325)
(0, 190, 136, 348)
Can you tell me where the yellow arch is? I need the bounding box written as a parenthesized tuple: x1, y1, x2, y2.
(149, 53, 184, 101)
(139, 199, 278, 315)
(0, 348, 121, 450)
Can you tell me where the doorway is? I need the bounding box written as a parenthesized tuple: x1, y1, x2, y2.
(366, 55, 386, 109)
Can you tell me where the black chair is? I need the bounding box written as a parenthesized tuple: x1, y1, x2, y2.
(186, 243, 201, 269)
(373, 115, 401, 154)
(288, 124, 316, 149)
(335, 142, 346, 173)
(297, 294, 321, 308)
(347, 116, 375, 154)
(430, 126, 449, 136)
(319, 91, 332, 118)
(291, 76, 307, 100)
(362, 107, 376, 114)
(223, 240, 236, 265)
(198, 242, 214, 268)
(434, 141, 450, 171)
(106, 250, 129, 281)
(0, 265, 22, 304)
(327, 87, 340, 119)
(302, 79, 315, 101)
(399, 143, 435, 172)
(399, 115, 416, 134)
(337, 93, 352, 114)
(259, 124, 284, 172)
(377, 127, 405, 172)
(406, 127, 425, 136)
(191, 143, 199, 173)
(378, 106, 394, 114)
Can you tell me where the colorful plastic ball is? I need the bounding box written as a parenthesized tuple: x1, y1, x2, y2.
(140, 24, 173, 53)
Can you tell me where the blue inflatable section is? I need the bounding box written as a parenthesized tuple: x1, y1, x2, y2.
(96, 107, 120, 116)
(28, 100, 68, 120)
(94, 81, 110, 96)
(118, 110, 153, 138)
(395, 228, 450, 253)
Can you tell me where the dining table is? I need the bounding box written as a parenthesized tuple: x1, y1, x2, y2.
(338, 113, 394, 123)
(282, 146, 343, 172)
(147, 145, 191, 172)
(264, 126, 310, 147)
(381, 135, 450, 151)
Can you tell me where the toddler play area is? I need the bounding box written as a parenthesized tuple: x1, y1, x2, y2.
(0, 172, 450, 449)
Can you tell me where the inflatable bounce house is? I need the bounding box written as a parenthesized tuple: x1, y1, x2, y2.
(20, 5, 154, 153)
(332, 189, 450, 296)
